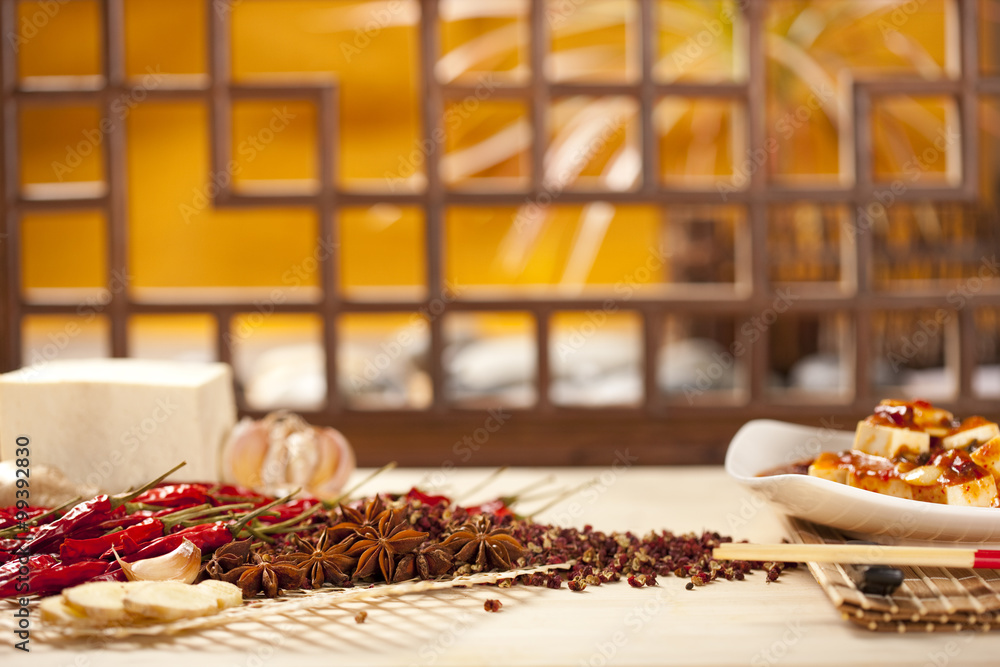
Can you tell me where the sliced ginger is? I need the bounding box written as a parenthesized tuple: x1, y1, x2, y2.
(41, 579, 243, 627)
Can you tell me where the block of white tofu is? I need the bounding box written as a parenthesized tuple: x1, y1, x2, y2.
(944, 475, 998, 508)
(807, 452, 848, 484)
(0, 359, 236, 493)
(942, 421, 1000, 451)
(911, 485, 948, 504)
(853, 419, 930, 459)
(910, 403, 955, 437)
(899, 465, 948, 504)
(846, 471, 914, 500)
(970, 437, 1000, 480)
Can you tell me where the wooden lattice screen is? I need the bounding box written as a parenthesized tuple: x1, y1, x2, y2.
(2, 0, 999, 466)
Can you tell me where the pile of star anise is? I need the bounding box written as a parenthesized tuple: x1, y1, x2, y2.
(200, 494, 789, 599)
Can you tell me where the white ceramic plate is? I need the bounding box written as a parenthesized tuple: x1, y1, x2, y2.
(725, 419, 1000, 543)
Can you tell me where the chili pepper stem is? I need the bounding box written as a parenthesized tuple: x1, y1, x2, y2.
(524, 479, 599, 521)
(229, 490, 300, 536)
(110, 461, 188, 509)
(211, 494, 265, 504)
(498, 475, 557, 509)
(167, 503, 255, 525)
(452, 466, 509, 506)
(157, 503, 258, 532)
(124, 503, 169, 513)
(324, 461, 398, 509)
(249, 524, 317, 536)
(510, 485, 581, 505)
(242, 525, 275, 543)
(253, 502, 323, 535)
(0, 495, 82, 537)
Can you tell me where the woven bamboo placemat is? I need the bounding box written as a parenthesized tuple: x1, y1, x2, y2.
(3, 562, 571, 640)
(786, 517, 1000, 633)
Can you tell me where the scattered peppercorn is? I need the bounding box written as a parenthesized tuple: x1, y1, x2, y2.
(484, 599, 502, 612)
(207, 493, 790, 600)
(685, 582, 694, 590)
(354, 610, 367, 624)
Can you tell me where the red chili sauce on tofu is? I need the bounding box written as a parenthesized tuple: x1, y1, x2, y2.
(848, 451, 898, 482)
(756, 451, 850, 477)
(930, 448, 988, 485)
(948, 415, 993, 437)
(757, 438, 988, 485)
(754, 401, 997, 491)
(868, 402, 922, 431)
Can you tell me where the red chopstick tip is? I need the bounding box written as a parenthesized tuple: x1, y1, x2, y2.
(973, 549, 1000, 570)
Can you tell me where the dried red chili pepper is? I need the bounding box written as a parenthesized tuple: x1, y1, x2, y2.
(0, 507, 47, 531)
(465, 498, 513, 519)
(95, 514, 158, 532)
(131, 483, 214, 509)
(104, 523, 233, 578)
(0, 559, 111, 598)
(204, 483, 271, 504)
(131, 522, 234, 562)
(108, 492, 296, 571)
(59, 518, 164, 563)
(255, 498, 320, 524)
(85, 569, 127, 585)
(0, 554, 60, 598)
(23, 462, 187, 554)
(0, 539, 24, 553)
(405, 488, 451, 507)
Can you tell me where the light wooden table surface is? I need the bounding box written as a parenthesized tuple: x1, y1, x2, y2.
(6, 465, 1000, 666)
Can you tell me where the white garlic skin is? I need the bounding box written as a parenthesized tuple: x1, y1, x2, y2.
(220, 412, 356, 500)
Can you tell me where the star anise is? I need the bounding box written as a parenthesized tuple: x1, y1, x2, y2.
(441, 515, 525, 570)
(200, 539, 252, 581)
(275, 529, 356, 588)
(347, 507, 428, 582)
(327, 495, 388, 542)
(223, 552, 304, 598)
(394, 541, 453, 582)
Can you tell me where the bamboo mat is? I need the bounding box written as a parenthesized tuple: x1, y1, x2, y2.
(787, 517, 1000, 633)
(12, 562, 571, 640)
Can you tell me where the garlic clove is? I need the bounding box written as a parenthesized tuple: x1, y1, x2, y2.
(221, 417, 271, 489)
(309, 426, 356, 499)
(114, 539, 202, 584)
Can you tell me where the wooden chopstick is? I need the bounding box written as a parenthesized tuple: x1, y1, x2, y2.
(713, 543, 1000, 569)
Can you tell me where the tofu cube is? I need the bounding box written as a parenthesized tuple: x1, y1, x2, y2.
(808, 452, 848, 484)
(910, 485, 948, 504)
(900, 465, 947, 503)
(912, 404, 955, 437)
(853, 419, 930, 459)
(942, 421, 1000, 451)
(847, 470, 914, 500)
(944, 475, 998, 508)
(0, 359, 236, 493)
(970, 437, 1000, 480)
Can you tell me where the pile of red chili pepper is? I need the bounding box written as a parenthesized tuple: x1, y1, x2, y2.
(0, 462, 317, 599)
(1, 463, 790, 603)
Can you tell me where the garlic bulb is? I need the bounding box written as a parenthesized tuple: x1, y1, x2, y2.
(115, 539, 202, 584)
(221, 411, 356, 499)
